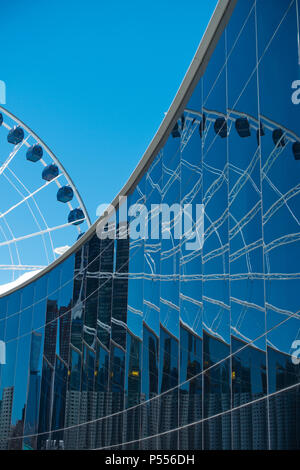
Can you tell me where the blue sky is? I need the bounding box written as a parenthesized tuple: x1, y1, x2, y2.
(1, 0, 217, 222)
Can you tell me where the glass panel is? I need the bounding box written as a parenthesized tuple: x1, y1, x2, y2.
(267, 315, 300, 394)
(21, 284, 35, 310)
(179, 374, 202, 450)
(108, 344, 125, 447)
(9, 335, 31, 449)
(37, 359, 54, 450)
(158, 389, 179, 450)
(111, 217, 129, 350)
(71, 244, 88, 351)
(158, 327, 179, 449)
(57, 257, 74, 363)
(160, 130, 180, 340)
(23, 329, 44, 450)
(97, 234, 114, 349)
(6, 292, 21, 318)
(124, 333, 141, 448)
(64, 347, 82, 449)
(232, 399, 268, 450)
(143, 155, 161, 338)
(0, 298, 7, 321)
(51, 357, 68, 448)
(203, 413, 231, 450)
(32, 298, 46, 332)
(127, 179, 145, 340)
(232, 337, 267, 408)
(269, 385, 300, 450)
(140, 396, 159, 450)
(33, 276, 48, 303)
(0, 340, 17, 449)
(94, 342, 109, 449)
(203, 356, 231, 419)
(179, 421, 202, 451)
(5, 313, 20, 342)
(83, 235, 100, 348)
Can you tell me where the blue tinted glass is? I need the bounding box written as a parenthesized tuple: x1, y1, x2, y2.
(232, 399, 268, 450)
(0, 298, 7, 320)
(10, 335, 31, 449)
(0, 0, 299, 451)
(6, 292, 21, 318)
(51, 356, 68, 442)
(143, 155, 161, 337)
(23, 329, 44, 450)
(21, 284, 35, 310)
(127, 179, 145, 340)
(37, 359, 53, 449)
(269, 386, 300, 450)
(19, 306, 33, 336)
(33, 276, 48, 303)
(5, 313, 20, 341)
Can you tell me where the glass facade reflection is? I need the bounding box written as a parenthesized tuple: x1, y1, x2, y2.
(0, 0, 300, 450)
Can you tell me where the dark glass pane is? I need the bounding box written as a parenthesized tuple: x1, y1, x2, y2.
(0, 298, 7, 321)
(232, 399, 268, 450)
(71, 244, 87, 351)
(6, 292, 21, 318)
(269, 385, 300, 450)
(111, 226, 129, 350)
(97, 237, 114, 349)
(9, 335, 31, 449)
(51, 357, 68, 447)
(0, 340, 17, 449)
(64, 347, 82, 449)
(83, 235, 100, 348)
(108, 344, 125, 447)
(37, 359, 53, 450)
(203, 357, 231, 419)
(203, 413, 231, 450)
(23, 329, 44, 450)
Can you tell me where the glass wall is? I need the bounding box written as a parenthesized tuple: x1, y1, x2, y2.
(0, 0, 299, 450)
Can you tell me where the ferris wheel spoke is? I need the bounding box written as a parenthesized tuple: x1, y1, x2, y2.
(0, 135, 30, 176)
(0, 223, 16, 280)
(0, 264, 46, 271)
(5, 168, 55, 264)
(0, 220, 86, 248)
(0, 213, 22, 278)
(0, 173, 63, 220)
(0, 105, 90, 286)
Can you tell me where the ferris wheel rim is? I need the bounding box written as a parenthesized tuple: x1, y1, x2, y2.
(0, 104, 92, 229)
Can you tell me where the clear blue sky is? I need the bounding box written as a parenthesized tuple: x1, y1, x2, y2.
(1, 0, 217, 222)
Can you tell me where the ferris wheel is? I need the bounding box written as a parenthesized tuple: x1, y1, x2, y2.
(0, 105, 91, 291)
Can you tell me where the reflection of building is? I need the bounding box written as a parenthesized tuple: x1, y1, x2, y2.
(64, 390, 81, 449)
(44, 299, 58, 365)
(9, 406, 26, 450)
(0, 387, 14, 450)
(23, 331, 43, 450)
(0, 0, 300, 451)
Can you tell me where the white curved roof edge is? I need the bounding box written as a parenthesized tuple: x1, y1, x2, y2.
(0, 270, 43, 296)
(0, 0, 237, 298)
